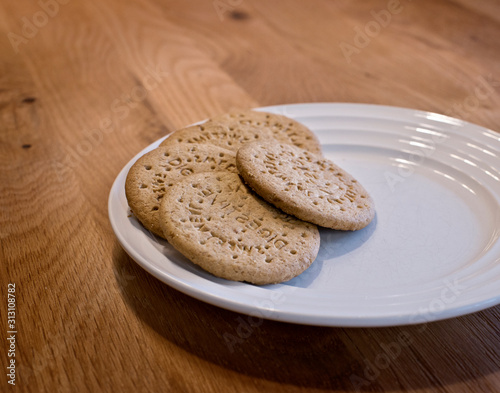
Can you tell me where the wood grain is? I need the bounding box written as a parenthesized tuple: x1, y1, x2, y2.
(1, 0, 499, 392)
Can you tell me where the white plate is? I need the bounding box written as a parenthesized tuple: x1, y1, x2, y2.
(108, 103, 500, 327)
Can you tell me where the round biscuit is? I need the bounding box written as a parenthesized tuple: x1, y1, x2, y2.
(125, 143, 237, 237)
(211, 110, 322, 154)
(159, 121, 278, 152)
(160, 110, 322, 154)
(159, 172, 320, 285)
(236, 142, 375, 230)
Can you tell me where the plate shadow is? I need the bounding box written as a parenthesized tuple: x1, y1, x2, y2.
(112, 242, 500, 391)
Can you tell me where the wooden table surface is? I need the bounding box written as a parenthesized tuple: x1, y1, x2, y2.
(1, 0, 500, 392)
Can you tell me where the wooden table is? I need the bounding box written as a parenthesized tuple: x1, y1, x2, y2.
(1, 0, 499, 392)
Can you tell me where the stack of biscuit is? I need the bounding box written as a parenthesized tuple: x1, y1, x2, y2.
(125, 110, 375, 285)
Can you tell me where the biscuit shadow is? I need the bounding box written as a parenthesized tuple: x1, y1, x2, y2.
(112, 242, 500, 391)
(318, 213, 378, 260)
(284, 215, 378, 288)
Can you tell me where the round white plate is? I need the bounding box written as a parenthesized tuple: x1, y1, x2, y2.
(108, 103, 500, 327)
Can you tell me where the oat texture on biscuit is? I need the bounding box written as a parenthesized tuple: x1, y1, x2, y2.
(125, 143, 237, 237)
(236, 142, 375, 230)
(160, 110, 322, 154)
(211, 110, 322, 154)
(159, 172, 320, 285)
(159, 121, 278, 152)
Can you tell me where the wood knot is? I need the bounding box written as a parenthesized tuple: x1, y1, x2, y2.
(229, 10, 249, 20)
(22, 97, 36, 104)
